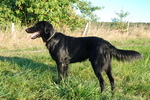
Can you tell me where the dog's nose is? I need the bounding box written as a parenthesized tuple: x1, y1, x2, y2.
(25, 29, 28, 32)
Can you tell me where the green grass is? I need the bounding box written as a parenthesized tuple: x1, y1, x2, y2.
(0, 38, 150, 100)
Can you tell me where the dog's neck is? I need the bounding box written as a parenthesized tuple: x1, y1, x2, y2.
(47, 32, 56, 42)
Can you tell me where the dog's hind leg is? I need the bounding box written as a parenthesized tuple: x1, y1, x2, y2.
(105, 65, 115, 91)
(90, 56, 105, 92)
(94, 69, 105, 92)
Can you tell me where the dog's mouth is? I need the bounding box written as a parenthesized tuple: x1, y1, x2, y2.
(30, 31, 40, 39)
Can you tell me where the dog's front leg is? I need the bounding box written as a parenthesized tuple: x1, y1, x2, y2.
(57, 63, 68, 82)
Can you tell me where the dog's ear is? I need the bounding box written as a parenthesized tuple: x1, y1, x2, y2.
(44, 27, 51, 34)
(44, 22, 55, 34)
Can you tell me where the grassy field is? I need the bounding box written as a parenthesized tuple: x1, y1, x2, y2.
(0, 37, 150, 99)
(0, 24, 150, 99)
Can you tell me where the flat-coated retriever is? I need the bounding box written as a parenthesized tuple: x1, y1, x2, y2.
(25, 21, 142, 92)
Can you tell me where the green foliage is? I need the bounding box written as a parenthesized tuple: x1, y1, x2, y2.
(111, 22, 128, 30)
(0, 0, 101, 29)
(0, 38, 150, 99)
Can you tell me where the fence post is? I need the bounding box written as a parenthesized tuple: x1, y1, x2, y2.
(82, 23, 89, 36)
(126, 21, 130, 35)
(11, 23, 15, 34)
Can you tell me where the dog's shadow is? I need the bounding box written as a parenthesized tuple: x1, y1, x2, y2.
(0, 56, 58, 82)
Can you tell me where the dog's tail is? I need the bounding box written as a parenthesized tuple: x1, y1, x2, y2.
(110, 45, 142, 61)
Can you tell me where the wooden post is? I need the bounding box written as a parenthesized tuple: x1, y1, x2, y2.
(126, 21, 130, 35)
(82, 23, 89, 36)
(11, 23, 15, 34)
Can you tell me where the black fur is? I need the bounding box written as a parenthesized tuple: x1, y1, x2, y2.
(25, 21, 142, 92)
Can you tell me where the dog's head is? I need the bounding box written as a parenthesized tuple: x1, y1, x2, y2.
(25, 21, 55, 42)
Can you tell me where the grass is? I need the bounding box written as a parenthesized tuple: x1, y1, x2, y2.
(0, 37, 149, 99)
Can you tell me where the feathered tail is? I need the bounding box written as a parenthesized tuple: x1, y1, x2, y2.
(110, 45, 142, 61)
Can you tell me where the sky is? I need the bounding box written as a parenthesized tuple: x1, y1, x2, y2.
(88, 0, 150, 22)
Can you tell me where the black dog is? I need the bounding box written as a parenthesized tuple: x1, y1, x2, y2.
(25, 21, 142, 92)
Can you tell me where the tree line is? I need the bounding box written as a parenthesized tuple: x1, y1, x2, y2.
(0, 0, 102, 30)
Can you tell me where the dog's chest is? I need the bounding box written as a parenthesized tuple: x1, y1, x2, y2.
(46, 41, 71, 63)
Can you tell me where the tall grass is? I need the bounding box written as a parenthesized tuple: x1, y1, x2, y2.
(0, 23, 150, 99)
(84, 22, 150, 40)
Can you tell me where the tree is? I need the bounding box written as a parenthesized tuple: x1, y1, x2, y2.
(114, 10, 129, 22)
(111, 10, 130, 32)
(0, 0, 102, 29)
(76, 1, 102, 21)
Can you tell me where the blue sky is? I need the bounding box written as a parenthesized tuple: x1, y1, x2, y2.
(88, 0, 150, 22)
